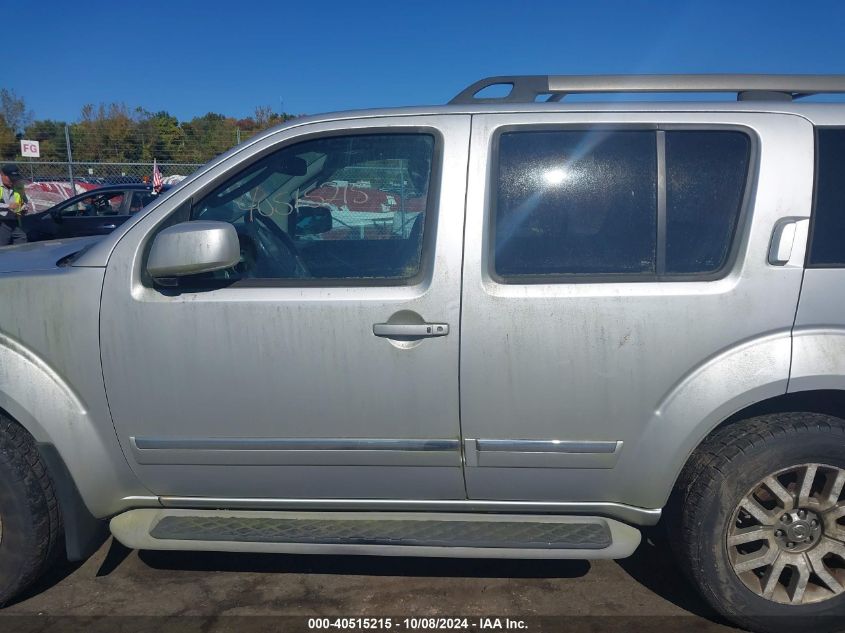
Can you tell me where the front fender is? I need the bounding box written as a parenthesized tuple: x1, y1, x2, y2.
(0, 268, 149, 518)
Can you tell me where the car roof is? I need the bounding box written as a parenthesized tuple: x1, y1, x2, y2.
(79, 184, 152, 193)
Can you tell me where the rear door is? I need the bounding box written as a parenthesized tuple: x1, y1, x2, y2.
(460, 112, 814, 508)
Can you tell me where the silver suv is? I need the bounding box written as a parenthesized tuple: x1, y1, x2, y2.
(1, 75, 844, 633)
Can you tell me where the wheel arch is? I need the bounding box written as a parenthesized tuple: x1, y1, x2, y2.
(0, 335, 148, 531)
(665, 389, 845, 505)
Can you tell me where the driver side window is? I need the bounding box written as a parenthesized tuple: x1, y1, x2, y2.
(192, 133, 436, 283)
(63, 191, 125, 217)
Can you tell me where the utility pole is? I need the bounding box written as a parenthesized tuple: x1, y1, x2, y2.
(64, 125, 75, 193)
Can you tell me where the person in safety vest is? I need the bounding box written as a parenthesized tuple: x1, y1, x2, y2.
(0, 164, 29, 246)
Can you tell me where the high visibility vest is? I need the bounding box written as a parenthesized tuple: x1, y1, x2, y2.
(2, 186, 26, 226)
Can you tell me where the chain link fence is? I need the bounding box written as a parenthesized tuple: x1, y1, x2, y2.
(13, 160, 202, 184)
(6, 118, 282, 211)
(8, 160, 203, 212)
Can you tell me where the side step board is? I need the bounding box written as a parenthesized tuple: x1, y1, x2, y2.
(111, 509, 641, 559)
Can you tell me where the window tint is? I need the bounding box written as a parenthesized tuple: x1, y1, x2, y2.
(494, 130, 656, 277)
(193, 134, 435, 282)
(130, 191, 157, 213)
(809, 128, 845, 266)
(493, 128, 750, 280)
(665, 131, 749, 273)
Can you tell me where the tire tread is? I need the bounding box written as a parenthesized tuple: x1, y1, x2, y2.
(0, 412, 62, 606)
(668, 412, 845, 632)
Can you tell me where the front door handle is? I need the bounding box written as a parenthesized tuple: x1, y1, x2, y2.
(373, 323, 449, 338)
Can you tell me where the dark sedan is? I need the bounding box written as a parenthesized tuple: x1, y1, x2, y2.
(18, 184, 166, 242)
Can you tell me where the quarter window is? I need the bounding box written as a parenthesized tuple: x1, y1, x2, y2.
(493, 128, 750, 280)
(130, 191, 158, 213)
(808, 128, 845, 267)
(192, 133, 435, 282)
(665, 131, 750, 273)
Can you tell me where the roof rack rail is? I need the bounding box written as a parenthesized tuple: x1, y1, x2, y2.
(449, 74, 845, 105)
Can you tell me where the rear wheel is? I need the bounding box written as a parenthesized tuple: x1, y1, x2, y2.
(669, 412, 845, 633)
(0, 414, 61, 606)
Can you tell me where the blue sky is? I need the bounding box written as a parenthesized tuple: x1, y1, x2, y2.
(9, 0, 845, 123)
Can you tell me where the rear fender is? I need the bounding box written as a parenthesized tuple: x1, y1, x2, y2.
(615, 331, 791, 508)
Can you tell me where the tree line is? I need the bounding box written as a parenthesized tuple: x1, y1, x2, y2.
(0, 89, 298, 164)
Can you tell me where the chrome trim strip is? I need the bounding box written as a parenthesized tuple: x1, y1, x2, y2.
(133, 437, 460, 452)
(156, 497, 662, 526)
(475, 439, 620, 454)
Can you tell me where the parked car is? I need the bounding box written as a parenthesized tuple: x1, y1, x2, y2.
(1, 74, 845, 633)
(20, 184, 166, 241)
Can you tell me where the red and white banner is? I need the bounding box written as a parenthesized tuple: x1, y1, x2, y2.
(24, 181, 100, 213)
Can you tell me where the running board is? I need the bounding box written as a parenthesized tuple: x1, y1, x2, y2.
(110, 509, 641, 559)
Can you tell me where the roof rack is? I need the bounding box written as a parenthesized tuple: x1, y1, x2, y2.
(449, 74, 845, 105)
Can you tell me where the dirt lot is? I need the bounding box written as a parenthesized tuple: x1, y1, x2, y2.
(1, 534, 739, 633)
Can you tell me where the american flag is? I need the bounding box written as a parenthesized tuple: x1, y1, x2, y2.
(152, 159, 163, 192)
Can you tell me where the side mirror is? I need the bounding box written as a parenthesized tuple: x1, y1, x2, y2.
(295, 205, 332, 236)
(147, 221, 240, 282)
(50, 208, 64, 223)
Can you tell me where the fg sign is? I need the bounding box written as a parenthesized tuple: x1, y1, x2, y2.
(20, 140, 40, 158)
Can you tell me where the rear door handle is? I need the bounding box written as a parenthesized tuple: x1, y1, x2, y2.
(769, 218, 809, 267)
(373, 323, 450, 338)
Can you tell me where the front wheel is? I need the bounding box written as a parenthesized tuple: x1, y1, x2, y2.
(668, 412, 845, 633)
(0, 414, 61, 606)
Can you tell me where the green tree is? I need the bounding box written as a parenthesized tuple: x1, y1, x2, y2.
(236, 105, 297, 143)
(70, 103, 105, 161)
(22, 120, 67, 161)
(0, 88, 32, 134)
(3, 90, 301, 164)
(181, 113, 239, 162)
(0, 119, 15, 160)
(0, 88, 32, 159)
(137, 111, 185, 162)
(70, 102, 142, 162)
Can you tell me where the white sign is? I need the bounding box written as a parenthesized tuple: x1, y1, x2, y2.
(20, 140, 40, 158)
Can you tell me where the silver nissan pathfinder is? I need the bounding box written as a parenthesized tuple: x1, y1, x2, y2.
(1, 75, 844, 633)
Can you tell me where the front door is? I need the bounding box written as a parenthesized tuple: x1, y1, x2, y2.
(100, 116, 470, 500)
(460, 112, 813, 509)
(54, 189, 131, 238)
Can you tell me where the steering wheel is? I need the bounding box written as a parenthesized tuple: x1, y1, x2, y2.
(237, 209, 311, 279)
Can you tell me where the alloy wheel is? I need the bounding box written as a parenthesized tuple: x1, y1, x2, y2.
(727, 463, 845, 605)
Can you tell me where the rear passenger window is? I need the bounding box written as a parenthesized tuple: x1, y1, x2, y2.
(809, 128, 845, 267)
(495, 131, 656, 276)
(493, 128, 750, 281)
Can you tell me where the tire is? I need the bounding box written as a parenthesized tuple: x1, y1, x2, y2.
(0, 413, 61, 606)
(668, 412, 845, 633)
